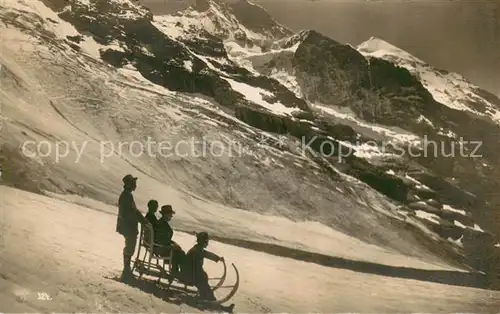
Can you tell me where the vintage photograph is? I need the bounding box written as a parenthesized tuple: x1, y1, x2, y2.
(1, 0, 499, 312)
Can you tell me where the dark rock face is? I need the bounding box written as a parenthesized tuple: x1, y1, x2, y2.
(182, 34, 228, 58)
(293, 30, 371, 105)
(235, 105, 410, 203)
(366, 57, 435, 124)
(345, 159, 409, 202)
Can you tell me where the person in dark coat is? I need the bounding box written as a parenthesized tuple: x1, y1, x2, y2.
(143, 199, 159, 247)
(182, 232, 235, 313)
(116, 174, 150, 282)
(153, 205, 185, 276)
(145, 199, 159, 226)
(183, 232, 223, 301)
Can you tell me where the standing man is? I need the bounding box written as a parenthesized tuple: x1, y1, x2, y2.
(116, 174, 150, 282)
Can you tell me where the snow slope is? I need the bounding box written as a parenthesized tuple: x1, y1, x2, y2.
(2, 185, 500, 312)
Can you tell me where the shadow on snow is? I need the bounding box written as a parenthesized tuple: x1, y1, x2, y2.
(104, 274, 234, 312)
(178, 230, 499, 292)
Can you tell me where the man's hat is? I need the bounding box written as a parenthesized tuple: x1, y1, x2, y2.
(196, 231, 209, 243)
(160, 204, 175, 215)
(122, 174, 137, 184)
(147, 199, 158, 209)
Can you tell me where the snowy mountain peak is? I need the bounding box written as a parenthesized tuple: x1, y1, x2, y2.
(153, 0, 289, 44)
(358, 36, 391, 50)
(51, 0, 152, 21)
(357, 36, 425, 65)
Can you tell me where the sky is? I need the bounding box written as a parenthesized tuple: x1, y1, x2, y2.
(141, 0, 499, 96)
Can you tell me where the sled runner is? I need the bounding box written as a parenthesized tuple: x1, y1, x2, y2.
(131, 223, 239, 304)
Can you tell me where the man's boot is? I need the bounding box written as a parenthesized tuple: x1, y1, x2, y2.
(200, 288, 217, 302)
(120, 255, 133, 282)
(221, 303, 235, 313)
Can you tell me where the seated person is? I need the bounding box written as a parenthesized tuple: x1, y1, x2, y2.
(153, 205, 185, 275)
(145, 199, 159, 226)
(143, 199, 159, 247)
(182, 232, 223, 301)
(181, 232, 235, 313)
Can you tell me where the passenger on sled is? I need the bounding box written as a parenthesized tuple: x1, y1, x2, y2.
(183, 232, 223, 301)
(153, 205, 185, 277)
(182, 232, 235, 312)
(145, 199, 159, 226)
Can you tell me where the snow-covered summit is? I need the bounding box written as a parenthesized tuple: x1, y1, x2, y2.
(358, 36, 426, 65)
(153, 0, 289, 45)
(56, 0, 152, 21)
(357, 36, 500, 125)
